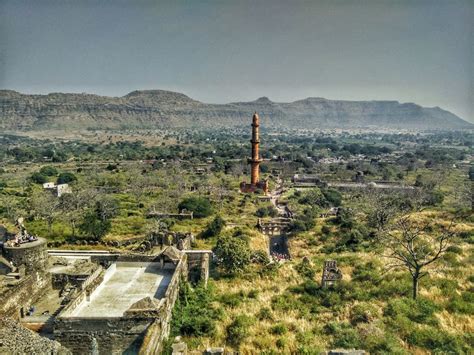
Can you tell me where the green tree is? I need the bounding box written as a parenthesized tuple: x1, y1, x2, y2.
(213, 235, 251, 275)
(57, 172, 77, 184)
(79, 210, 111, 240)
(201, 216, 225, 239)
(178, 197, 212, 218)
(39, 166, 58, 176)
(31, 172, 47, 184)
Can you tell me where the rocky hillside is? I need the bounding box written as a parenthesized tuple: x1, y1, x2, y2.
(0, 89, 471, 131)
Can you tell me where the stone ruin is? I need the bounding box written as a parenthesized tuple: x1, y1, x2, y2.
(0, 218, 211, 354)
(5, 217, 38, 247)
(321, 260, 342, 288)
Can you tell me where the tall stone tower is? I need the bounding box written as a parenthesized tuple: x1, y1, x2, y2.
(240, 112, 268, 194)
(250, 112, 261, 185)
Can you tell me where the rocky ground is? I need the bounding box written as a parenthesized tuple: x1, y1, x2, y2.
(0, 317, 70, 354)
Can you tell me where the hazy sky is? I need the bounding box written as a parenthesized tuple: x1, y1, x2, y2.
(1, 0, 472, 121)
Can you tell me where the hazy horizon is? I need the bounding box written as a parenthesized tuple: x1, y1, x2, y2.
(1, 0, 472, 122)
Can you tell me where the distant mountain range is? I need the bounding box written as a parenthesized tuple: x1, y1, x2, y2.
(0, 89, 471, 131)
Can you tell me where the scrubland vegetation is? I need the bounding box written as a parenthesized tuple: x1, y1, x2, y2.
(0, 129, 472, 353)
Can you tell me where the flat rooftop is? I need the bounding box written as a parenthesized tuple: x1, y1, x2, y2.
(64, 262, 173, 318)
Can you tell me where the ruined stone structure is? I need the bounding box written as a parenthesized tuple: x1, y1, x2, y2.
(321, 260, 342, 288)
(0, 220, 211, 354)
(240, 112, 268, 194)
(257, 218, 292, 236)
(292, 174, 322, 187)
(54, 249, 188, 354)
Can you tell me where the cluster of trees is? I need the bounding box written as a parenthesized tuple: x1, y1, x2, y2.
(26, 187, 118, 240)
(30, 166, 77, 185)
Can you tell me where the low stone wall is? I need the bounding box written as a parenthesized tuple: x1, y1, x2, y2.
(55, 317, 152, 354)
(0, 271, 51, 319)
(52, 266, 102, 291)
(139, 255, 188, 354)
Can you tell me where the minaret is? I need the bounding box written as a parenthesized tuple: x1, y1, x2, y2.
(240, 112, 268, 194)
(250, 112, 261, 185)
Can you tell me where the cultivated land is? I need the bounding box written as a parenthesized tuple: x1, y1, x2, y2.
(0, 127, 473, 353)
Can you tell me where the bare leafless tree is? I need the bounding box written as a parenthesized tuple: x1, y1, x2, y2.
(60, 187, 98, 236)
(30, 190, 61, 234)
(379, 215, 455, 299)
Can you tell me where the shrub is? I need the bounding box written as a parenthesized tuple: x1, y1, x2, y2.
(275, 338, 286, 349)
(447, 291, 474, 315)
(406, 327, 464, 353)
(226, 315, 254, 346)
(39, 166, 58, 176)
(350, 303, 379, 325)
(255, 205, 278, 218)
(251, 250, 270, 264)
(289, 208, 317, 232)
(322, 188, 342, 206)
(423, 190, 444, 206)
(270, 323, 288, 335)
(170, 281, 221, 338)
(351, 262, 382, 283)
(200, 216, 225, 238)
(57, 172, 77, 184)
(425, 278, 458, 297)
(298, 188, 327, 207)
(213, 235, 251, 275)
(384, 298, 439, 325)
(247, 289, 259, 299)
(178, 197, 212, 218)
(220, 292, 242, 308)
(321, 225, 331, 235)
(324, 322, 362, 349)
(295, 258, 316, 279)
(374, 274, 411, 299)
(271, 293, 302, 312)
(31, 172, 47, 184)
(257, 307, 273, 321)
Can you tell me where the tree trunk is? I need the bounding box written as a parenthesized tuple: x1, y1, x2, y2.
(412, 273, 419, 299)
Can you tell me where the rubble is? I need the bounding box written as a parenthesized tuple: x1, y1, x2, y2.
(0, 317, 71, 354)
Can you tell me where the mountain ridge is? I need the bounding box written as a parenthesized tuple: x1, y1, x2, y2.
(0, 89, 471, 131)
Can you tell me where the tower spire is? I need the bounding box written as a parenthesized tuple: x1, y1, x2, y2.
(240, 112, 268, 194)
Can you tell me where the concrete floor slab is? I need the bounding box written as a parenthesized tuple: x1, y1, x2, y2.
(67, 262, 173, 318)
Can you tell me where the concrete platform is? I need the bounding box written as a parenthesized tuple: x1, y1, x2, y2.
(66, 262, 173, 318)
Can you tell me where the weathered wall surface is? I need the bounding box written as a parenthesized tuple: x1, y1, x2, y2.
(55, 254, 189, 355)
(0, 272, 51, 318)
(3, 239, 48, 271)
(186, 251, 210, 285)
(139, 256, 188, 355)
(54, 317, 152, 354)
